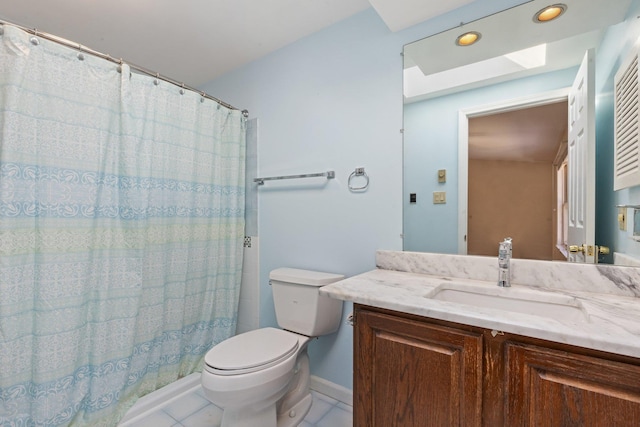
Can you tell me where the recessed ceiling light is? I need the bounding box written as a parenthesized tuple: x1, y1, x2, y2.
(533, 4, 567, 23)
(456, 31, 481, 47)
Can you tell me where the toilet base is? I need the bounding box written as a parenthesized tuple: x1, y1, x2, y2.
(221, 403, 277, 427)
(277, 393, 312, 427)
(276, 345, 312, 426)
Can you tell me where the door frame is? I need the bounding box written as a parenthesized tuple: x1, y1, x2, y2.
(457, 88, 571, 254)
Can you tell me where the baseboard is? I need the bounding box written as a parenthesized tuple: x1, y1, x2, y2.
(310, 375, 353, 407)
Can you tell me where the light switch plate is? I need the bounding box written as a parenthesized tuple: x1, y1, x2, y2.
(438, 169, 446, 183)
(433, 191, 446, 204)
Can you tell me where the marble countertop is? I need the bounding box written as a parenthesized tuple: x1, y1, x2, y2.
(320, 251, 640, 359)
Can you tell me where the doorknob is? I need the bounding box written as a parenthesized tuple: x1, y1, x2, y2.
(569, 244, 610, 255)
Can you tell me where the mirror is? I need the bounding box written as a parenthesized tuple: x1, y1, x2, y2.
(402, 0, 638, 265)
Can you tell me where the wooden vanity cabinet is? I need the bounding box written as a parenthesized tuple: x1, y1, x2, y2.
(354, 305, 483, 426)
(505, 343, 640, 426)
(354, 304, 640, 427)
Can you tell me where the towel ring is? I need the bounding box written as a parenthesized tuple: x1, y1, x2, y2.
(348, 168, 369, 191)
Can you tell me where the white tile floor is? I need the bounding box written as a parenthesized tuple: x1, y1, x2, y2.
(120, 378, 352, 427)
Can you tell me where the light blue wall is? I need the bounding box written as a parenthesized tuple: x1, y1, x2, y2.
(200, 0, 529, 390)
(403, 68, 578, 253)
(596, 0, 640, 261)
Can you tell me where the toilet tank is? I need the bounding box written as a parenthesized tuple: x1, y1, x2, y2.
(269, 268, 344, 336)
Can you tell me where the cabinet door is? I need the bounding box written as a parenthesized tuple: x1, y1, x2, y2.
(506, 342, 640, 426)
(354, 308, 483, 427)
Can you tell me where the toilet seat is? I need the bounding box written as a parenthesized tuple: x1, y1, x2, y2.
(204, 327, 299, 376)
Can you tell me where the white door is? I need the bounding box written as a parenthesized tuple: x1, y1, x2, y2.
(567, 49, 596, 263)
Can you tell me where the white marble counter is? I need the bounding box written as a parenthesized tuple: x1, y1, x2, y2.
(320, 251, 640, 359)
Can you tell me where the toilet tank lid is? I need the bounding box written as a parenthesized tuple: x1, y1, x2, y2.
(269, 268, 344, 287)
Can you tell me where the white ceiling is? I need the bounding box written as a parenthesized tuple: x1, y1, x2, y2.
(0, 0, 473, 87)
(403, 0, 632, 101)
(368, 0, 476, 32)
(405, 0, 630, 75)
(469, 101, 568, 162)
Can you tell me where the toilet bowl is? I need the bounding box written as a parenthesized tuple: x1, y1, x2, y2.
(202, 328, 310, 427)
(201, 268, 344, 427)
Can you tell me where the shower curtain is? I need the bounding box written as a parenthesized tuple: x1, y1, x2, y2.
(0, 25, 245, 426)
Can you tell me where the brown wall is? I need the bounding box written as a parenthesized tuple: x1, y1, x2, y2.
(468, 159, 554, 260)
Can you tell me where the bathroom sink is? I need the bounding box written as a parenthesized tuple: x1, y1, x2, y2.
(424, 282, 588, 323)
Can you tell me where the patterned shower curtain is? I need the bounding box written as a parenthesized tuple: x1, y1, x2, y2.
(0, 25, 245, 426)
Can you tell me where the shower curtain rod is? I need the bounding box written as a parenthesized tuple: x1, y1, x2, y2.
(0, 20, 249, 118)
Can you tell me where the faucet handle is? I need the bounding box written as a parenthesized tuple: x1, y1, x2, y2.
(499, 237, 513, 256)
(498, 238, 512, 287)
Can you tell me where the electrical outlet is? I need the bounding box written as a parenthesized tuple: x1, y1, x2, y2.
(618, 207, 627, 231)
(634, 209, 640, 237)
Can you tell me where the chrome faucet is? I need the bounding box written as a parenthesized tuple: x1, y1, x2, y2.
(498, 237, 512, 287)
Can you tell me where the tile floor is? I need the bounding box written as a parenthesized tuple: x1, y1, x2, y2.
(120, 385, 352, 427)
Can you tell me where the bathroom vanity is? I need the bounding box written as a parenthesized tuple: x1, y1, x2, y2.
(320, 251, 640, 427)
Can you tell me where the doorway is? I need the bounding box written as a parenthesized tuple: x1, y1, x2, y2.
(457, 89, 570, 260)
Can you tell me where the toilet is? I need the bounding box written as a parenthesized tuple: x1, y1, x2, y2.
(201, 268, 345, 427)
